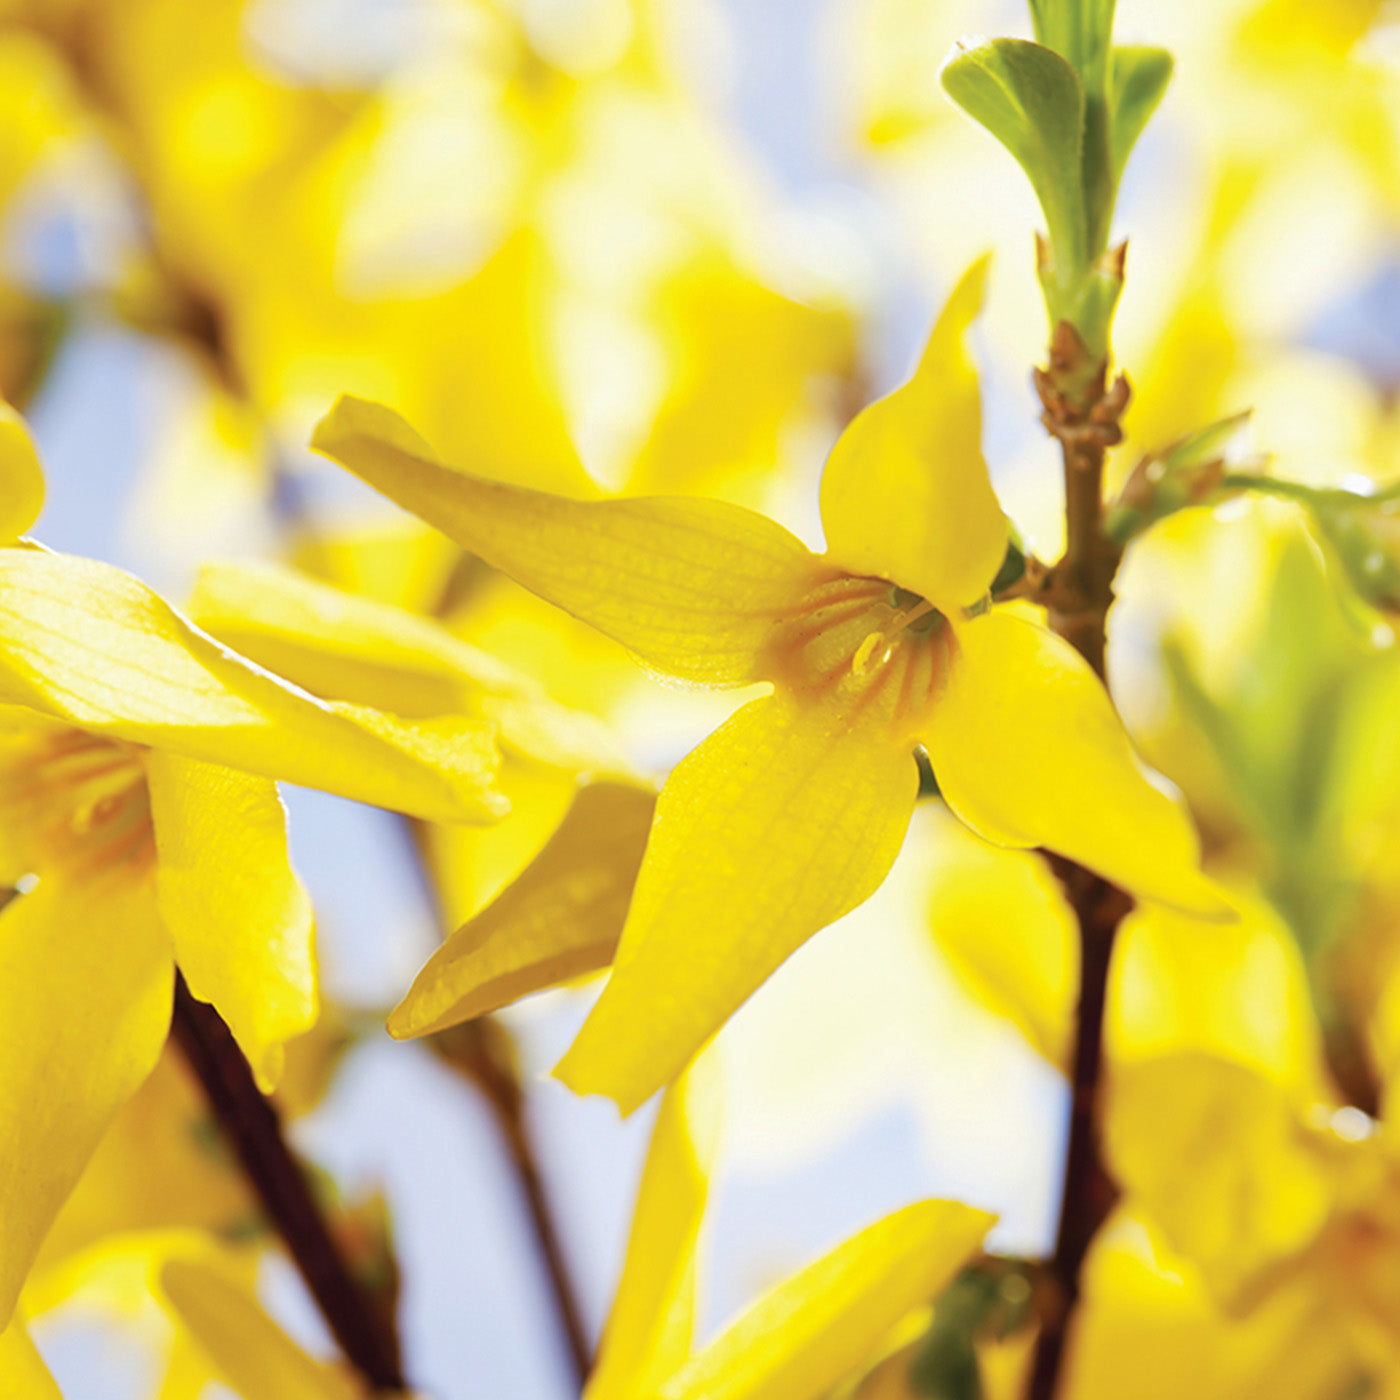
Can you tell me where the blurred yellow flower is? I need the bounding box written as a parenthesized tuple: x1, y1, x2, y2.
(1109, 1050, 1400, 1372)
(160, 1253, 367, 1400)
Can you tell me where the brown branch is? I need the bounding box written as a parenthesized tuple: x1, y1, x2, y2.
(1024, 324, 1133, 1400)
(170, 972, 408, 1394)
(399, 816, 592, 1390)
(1320, 1002, 1381, 1119)
(1031, 323, 1129, 684)
(1026, 863, 1129, 1400)
(430, 1018, 593, 1390)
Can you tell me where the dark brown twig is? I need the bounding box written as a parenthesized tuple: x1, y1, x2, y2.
(1026, 863, 1129, 1400)
(170, 972, 407, 1394)
(430, 1018, 593, 1389)
(399, 816, 593, 1390)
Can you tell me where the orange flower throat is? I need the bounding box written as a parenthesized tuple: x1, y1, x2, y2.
(769, 575, 956, 733)
(0, 728, 154, 881)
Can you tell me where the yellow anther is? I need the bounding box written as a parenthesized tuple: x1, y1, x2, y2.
(852, 632, 885, 675)
(851, 597, 939, 675)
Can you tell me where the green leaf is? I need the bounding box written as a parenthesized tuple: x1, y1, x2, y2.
(1029, 0, 1116, 100)
(1104, 409, 1251, 544)
(941, 38, 1087, 272)
(1028, 0, 1117, 253)
(908, 1262, 1035, 1398)
(1109, 45, 1173, 188)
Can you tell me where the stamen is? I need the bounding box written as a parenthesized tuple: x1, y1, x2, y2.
(852, 632, 885, 675)
(0, 728, 154, 878)
(851, 597, 939, 675)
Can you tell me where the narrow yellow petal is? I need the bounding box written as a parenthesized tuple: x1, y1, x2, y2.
(417, 761, 580, 929)
(923, 610, 1225, 916)
(145, 751, 316, 1091)
(586, 1060, 721, 1400)
(555, 695, 918, 1114)
(187, 557, 523, 716)
(189, 558, 626, 773)
(160, 1257, 362, 1400)
(389, 780, 656, 1038)
(24, 1227, 256, 1323)
(158, 1331, 224, 1400)
(1070, 1208, 1352, 1400)
(659, 1200, 993, 1400)
(483, 692, 627, 775)
(0, 876, 172, 1326)
(0, 1317, 62, 1400)
(312, 396, 825, 686)
(33, 1048, 257, 1271)
(0, 403, 43, 542)
(0, 549, 504, 823)
(818, 259, 1007, 612)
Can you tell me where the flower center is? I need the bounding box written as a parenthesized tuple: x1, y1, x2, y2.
(768, 574, 955, 733)
(0, 727, 155, 881)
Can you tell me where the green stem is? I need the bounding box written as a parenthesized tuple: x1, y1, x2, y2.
(1218, 472, 1322, 505)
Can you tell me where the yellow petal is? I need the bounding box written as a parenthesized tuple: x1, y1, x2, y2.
(1105, 1055, 1331, 1311)
(0, 548, 504, 823)
(145, 751, 316, 1091)
(625, 262, 854, 501)
(24, 1226, 256, 1323)
(1065, 1208, 1352, 1400)
(389, 779, 655, 1038)
(555, 694, 918, 1114)
(925, 811, 1077, 1068)
(159, 1257, 363, 1400)
(159, 1331, 224, 1400)
(0, 403, 42, 542)
(187, 557, 523, 717)
(312, 396, 824, 687)
(659, 1200, 993, 1400)
(0, 875, 172, 1325)
(924, 610, 1225, 916)
(417, 761, 580, 928)
(0, 1317, 61, 1400)
(189, 558, 626, 773)
(1109, 894, 1325, 1094)
(818, 258, 1007, 612)
(33, 1048, 257, 1272)
(586, 1060, 721, 1400)
(481, 692, 628, 777)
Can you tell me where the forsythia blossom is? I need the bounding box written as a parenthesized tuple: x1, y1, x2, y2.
(313, 260, 1224, 1113)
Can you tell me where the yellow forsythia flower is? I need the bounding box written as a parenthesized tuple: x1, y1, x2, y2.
(313, 258, 1223, 1113)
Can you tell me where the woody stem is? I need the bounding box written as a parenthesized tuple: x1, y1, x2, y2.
(170, 973, 407, 1394)
(400, 817, 593, 1389)
(1025, 334, 1132, 1400)
(442, 1016, 595, 1387)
